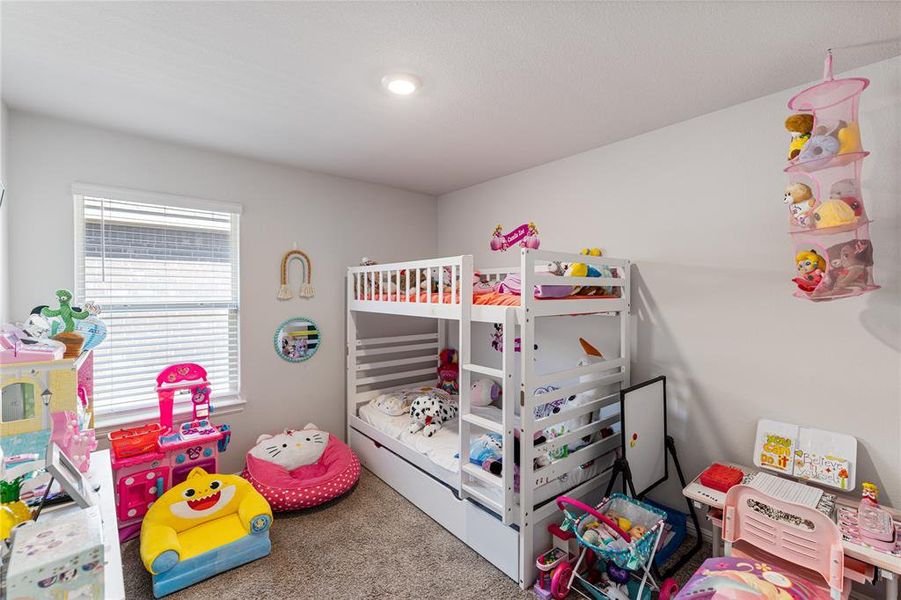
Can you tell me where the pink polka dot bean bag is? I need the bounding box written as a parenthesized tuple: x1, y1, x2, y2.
(242, 427, 360, 512)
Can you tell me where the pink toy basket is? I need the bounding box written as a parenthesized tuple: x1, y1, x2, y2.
(785, 51, 878, 301)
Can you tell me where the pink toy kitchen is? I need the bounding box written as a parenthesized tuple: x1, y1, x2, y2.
(107, 363, 231, 541)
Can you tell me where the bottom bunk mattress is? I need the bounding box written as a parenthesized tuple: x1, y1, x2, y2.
(357, 401, 606, 507)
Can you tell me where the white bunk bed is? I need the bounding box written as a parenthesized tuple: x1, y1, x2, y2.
(346, 248, 631, 589)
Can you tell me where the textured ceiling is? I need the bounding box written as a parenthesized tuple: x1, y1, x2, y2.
(2, 2, 900, 195)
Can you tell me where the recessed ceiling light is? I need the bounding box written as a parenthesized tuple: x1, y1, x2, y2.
(381, 73, 421, 96)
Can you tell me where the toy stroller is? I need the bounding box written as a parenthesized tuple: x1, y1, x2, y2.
(535, 493, 678, 600)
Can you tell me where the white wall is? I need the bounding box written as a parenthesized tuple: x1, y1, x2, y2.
(438, 56, 901, 506)
(7, 110, 437, 473)
(0, 102, 9, 322)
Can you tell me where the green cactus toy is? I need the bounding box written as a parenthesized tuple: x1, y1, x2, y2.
(41, 289, 89, 333)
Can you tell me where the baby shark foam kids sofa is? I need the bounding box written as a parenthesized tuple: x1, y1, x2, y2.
(140, 467, 273, 598)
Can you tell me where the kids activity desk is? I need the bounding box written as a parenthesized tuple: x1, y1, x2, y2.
(683, 461, 901, 600)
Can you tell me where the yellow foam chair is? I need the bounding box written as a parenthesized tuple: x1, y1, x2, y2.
(140, 467, 272, 598)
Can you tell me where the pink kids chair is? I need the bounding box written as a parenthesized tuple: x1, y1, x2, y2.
(672, 485, 870, 600)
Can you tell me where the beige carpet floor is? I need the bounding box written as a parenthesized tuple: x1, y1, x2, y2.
(122, 469, 709, 599)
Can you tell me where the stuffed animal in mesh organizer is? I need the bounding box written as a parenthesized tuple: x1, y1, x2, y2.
(813, 239, 875, 297)
(784, 182, 818, 228)
(408, 392, 458, 437)
(785, 113, 814, 160)
(792, 250, 826, 294)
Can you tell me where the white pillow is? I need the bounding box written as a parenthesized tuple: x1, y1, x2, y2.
(370, 386, 450, 416)
(371, 392, 408, 416)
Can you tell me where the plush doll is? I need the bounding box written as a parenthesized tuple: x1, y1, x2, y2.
(471, 378, 501, 407)
(785, 114, 814, 160)
(437, 348, 459, 394)
(791, 250, 826, 293)
(249, 423, 329, 471)
(813, 199, 856, 229)
(408, 393, 458, 437)
(837, 122, 862, 154)
(783, 182, 818, 228)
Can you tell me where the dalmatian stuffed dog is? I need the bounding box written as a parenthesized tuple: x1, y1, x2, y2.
(408, 392, 458, 437)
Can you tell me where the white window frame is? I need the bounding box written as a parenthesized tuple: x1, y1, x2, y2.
(72, 183, 244, 431)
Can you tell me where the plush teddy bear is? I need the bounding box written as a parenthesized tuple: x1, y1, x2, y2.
(785, 114, 814, 160)
(783, 182, 818, 228)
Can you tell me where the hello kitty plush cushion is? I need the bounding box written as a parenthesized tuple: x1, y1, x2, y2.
(242, 426, 361, 512)
(249, 423, 329, 471)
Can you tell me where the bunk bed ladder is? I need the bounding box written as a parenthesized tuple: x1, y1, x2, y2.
(458, 260, 516, 519)
(459, 307, 516, 523)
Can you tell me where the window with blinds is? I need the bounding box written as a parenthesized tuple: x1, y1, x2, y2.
(74, 186, 241, 423)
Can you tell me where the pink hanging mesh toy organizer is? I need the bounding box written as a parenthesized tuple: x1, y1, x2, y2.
(784, 51, 878, 301)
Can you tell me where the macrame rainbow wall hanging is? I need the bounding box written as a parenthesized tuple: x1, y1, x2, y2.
(278, 249, 315, 300)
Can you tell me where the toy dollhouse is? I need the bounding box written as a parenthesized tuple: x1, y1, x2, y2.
(107, 363, 231, 541)
(0, 346, 97, 471)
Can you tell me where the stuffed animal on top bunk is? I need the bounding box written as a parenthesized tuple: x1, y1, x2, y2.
(563, 248, 617, 296)
(408, 388, 458, 437)
(415, 266, 454, 294)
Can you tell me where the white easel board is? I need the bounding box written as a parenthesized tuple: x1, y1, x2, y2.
(754, 419, 857, 491)
(621, 377, 667, 496)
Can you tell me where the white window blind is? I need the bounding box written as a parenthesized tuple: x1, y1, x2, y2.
(74, 186, 240, 422)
